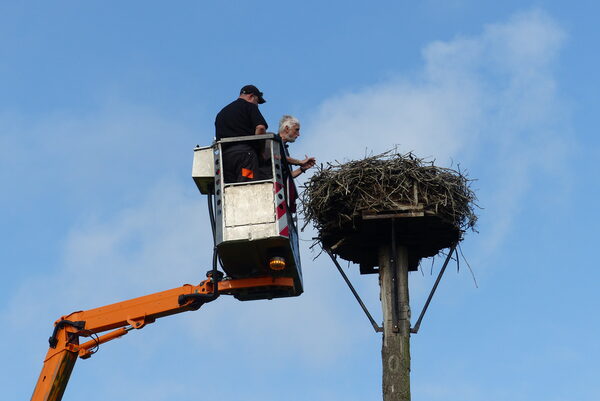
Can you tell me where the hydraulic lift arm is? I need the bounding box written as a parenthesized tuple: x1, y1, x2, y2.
(30, 275, 294, 401)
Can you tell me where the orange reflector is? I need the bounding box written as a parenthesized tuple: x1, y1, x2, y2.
(241, 168, 254, 179)
(269, 257, 286, 271)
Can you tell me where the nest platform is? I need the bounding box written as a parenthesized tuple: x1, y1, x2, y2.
(321, 206, 460, 273)
(301, 151, 477, 272)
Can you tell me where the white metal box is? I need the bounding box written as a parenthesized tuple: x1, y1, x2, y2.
(192, 145, 215, 194)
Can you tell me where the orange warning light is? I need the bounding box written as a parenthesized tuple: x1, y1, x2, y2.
(269, 256, 286, 271)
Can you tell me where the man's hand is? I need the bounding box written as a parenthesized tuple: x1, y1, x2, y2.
(255, 125, 267, 135)
(286, 155, 316, 178)
(299, 155, 316, 171)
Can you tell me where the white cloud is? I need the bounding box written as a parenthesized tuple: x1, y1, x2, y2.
(4, 7, 569, 320)
(61, 180, 209, 301)
(3, 9, 572, 400)
(302, 9, 569, 259)
(4, 179, 208, 321)
(10, 3, 567, 352)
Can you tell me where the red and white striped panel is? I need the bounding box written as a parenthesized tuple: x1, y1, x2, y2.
(274, 182, 289, 237)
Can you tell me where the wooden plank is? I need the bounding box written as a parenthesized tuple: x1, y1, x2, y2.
(362, 204, 424, 213)
(362, 211, 425, 220)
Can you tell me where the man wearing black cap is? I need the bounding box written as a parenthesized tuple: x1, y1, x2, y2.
(215, 85, 268, 183)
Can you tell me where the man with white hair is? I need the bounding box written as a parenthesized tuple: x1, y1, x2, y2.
(277, 115, 316, 178)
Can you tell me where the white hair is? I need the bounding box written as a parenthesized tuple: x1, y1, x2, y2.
(278, 115, 300, 133)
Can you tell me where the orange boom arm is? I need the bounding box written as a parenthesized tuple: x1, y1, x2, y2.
(31, 275, 294, 401)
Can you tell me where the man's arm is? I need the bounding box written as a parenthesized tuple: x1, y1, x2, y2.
(255, 125, 267, 135)
(290, 167, 304, 179)
(286, 156, 303, 165)
(287, 155, 316, 168)
(248, 102, 268, 135)
(288, 155, 316, 178)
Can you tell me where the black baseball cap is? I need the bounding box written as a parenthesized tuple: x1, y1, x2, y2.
(240, 85, 266, 104)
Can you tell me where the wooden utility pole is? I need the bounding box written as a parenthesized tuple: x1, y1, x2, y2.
(379, 240, 411, 401)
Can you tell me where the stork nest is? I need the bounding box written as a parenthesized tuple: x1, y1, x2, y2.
(300, 151, 478, 263)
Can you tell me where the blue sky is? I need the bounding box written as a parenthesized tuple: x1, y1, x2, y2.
(2, 2, 599, 400)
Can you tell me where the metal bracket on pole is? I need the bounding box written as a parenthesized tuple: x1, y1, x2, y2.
(325, 248, 383, 333)
(390, 218, 400, 333)
(410, 243, 457, 334)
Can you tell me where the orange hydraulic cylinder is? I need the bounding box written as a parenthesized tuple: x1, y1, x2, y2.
(79, 327, 130, 358)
